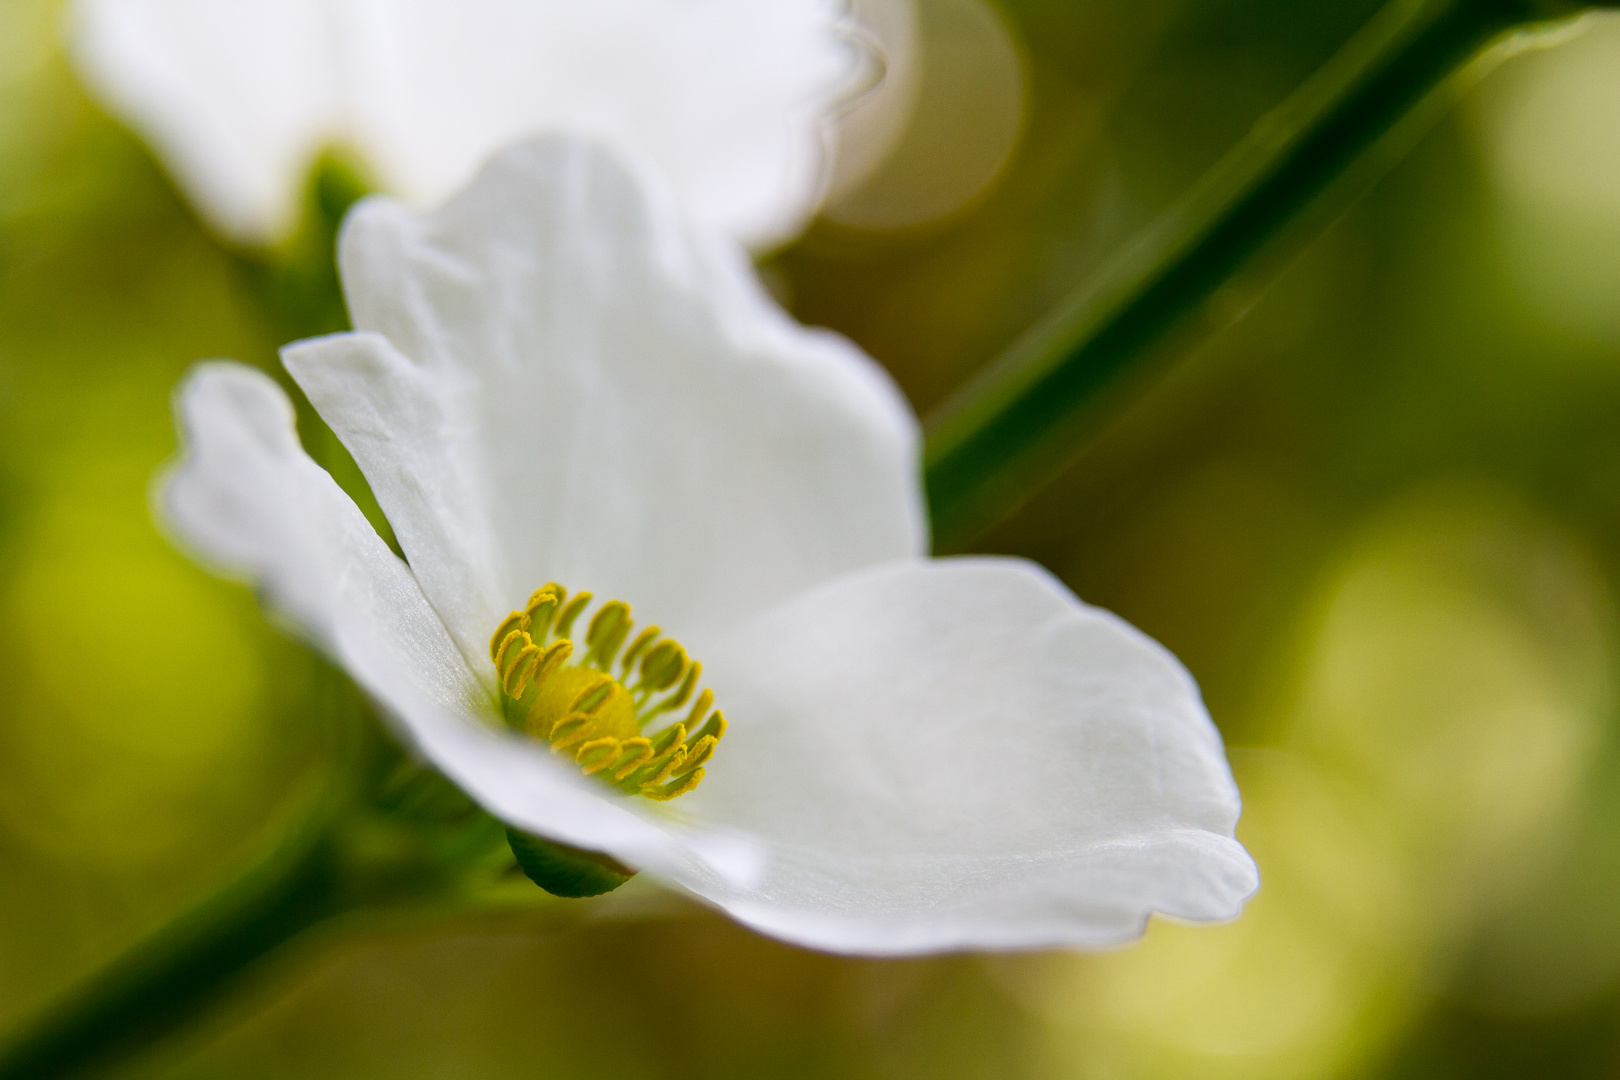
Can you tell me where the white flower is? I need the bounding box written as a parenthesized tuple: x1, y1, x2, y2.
(161, 134, 1256, 954)
(70, 0, 855, 250)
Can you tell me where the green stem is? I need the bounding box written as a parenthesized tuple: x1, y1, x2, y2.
(0, 692, 523, 1080)
(0, 777, 350, 1080)
(922, 0, 1605, 551)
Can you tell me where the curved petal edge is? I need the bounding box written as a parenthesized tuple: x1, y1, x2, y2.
(671, 556, 1258, 954)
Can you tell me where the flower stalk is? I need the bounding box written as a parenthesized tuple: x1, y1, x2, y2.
(0, 689, 521, 1080)
(0, 760, 352, 1080)
(922, 0, 1610, 551)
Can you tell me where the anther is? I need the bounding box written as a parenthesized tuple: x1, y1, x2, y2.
(693, 711, 726, 744)
(504, 643, 544, 697)
(629, 742, 683, 790)
(611, 738, 654, 780)
(576, 737, 620, 775)
(644, 769, 705, 801)
(569, 673, 615, 715)
(554, 592, 593, 639)
(646, 744, 688, 787)
(491, 585, 723, 805)
(639, 640, 689, 692)
(644, 661, 700, 719)
(676, 734, 717, 776)
(682, 689, 715, 730)
(495, 629, 530, 680)
(490, 611, 526, 658)
(525, 583, 565, 638)
(620, 626, 659, 672)
(586, 600, 633, 669)
(549, 714, 593, 750)
(531, 639, 571, 685)
(519, 641, 578, 730)
(649, 722, 687, 756)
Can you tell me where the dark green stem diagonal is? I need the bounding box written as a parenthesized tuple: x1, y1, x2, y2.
(0, 689, 520, 1080)
(0, 768, 350, 1080)
(923, 0, 1612, 551)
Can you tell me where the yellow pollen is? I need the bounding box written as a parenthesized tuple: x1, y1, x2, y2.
(490, 583, 724, 801)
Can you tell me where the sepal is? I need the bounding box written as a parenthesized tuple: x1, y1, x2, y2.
(506, 829, 636, 898)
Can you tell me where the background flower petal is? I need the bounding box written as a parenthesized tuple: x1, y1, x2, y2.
(70, 0, 341, 246)
(677, 557, 1258, 954)
(70, 0, 857, 248)
(336, 0, 855, 251)
(287, 135, 925, 675)
(161, 361, 763, 887)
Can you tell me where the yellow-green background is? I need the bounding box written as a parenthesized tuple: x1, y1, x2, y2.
(4, 0, 1620, 1076)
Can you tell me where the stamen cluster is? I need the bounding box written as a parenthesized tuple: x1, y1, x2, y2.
(489, 583, 724, 801)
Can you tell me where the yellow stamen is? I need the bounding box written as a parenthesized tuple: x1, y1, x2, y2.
(569, 672, 615, 713)
(489, 584, 723, 803)
(554, 592, 593, 640)
(504, 642, 543, 697)
(620, 626, 659, 672)
(649, 722, 687, 755)
(490, 611, 526, 658)
(643, 768, 705, 801)
(525, 584, 565, 638)
(576, 737, 621, 775)
(585, 600, 633, 669)
(638, 640, 689, 693)
(645, 744, 688, 787)
(495, 629, 528, 679)
(611, 738, 654, 780)
(693, 711, 726, 744)
(549, 714, 594, 751)
(677, 734, 718, 775)
(644, 661, 700, 720)
(532, 639, 572, 688)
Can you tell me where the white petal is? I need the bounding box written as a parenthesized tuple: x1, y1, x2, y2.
(285, 135, 924, 676)
(160, 368, 1248, 949)
(70, 0, 856, 248)
(161, 361, 480, 712)
(160, 362, 762, 887)
(70, 0, 343, 246)
(674, 557, 1257, 954)
(336, 0, 855, 250)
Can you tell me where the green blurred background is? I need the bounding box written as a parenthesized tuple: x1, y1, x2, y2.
(5, 0, 1620, 1076)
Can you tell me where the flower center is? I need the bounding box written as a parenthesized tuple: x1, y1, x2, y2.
(488, 583, 724, 801)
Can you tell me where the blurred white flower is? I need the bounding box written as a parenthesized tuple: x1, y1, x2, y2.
(823, 0, 1027, 232)
(70, 0, 857, 249)
(160, 133, 1255, 954)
